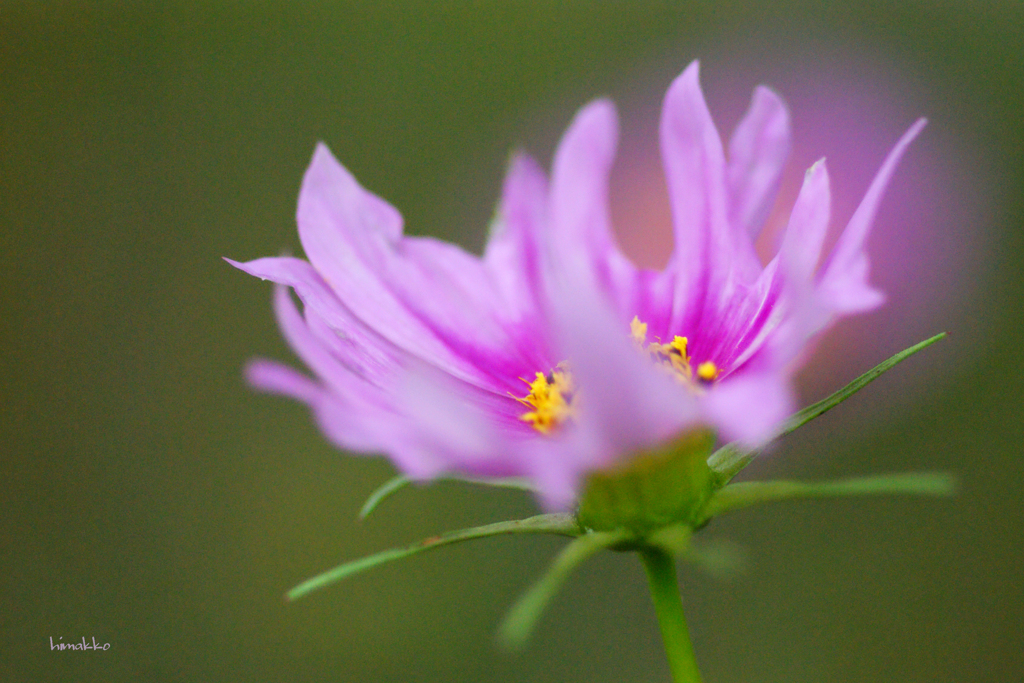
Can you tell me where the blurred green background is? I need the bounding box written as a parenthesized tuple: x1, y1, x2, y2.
(2, 3, 1021, 682)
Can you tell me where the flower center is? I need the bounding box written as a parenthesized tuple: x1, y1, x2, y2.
(629, 317, 721, 384)
(514, 363, 578, 434)
(516, 317, 722, 434)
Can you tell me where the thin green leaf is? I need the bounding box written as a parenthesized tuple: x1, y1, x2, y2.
(287, 513, 580, 602)
(498, 529, 630, 650)
(359, 475, 413, 519)
(701, 471, 957, 521)
(359, 474, 536, 520)
(708, 332, 947, 486)
(781, 332, 947, 436)
(456, 475, 536, 492)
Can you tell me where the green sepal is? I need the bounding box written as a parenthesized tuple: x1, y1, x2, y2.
(708, 332, 947, 487)
(576, 429, 715, 534)
(700, 471, 957, 523)
(498, 529, 630, 650)
(286, 513, 579, 601)
(359, 474, 535, 520)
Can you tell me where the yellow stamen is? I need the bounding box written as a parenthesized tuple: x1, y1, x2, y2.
(696, 361, 720, 382)
(668, 336, 689, 359)
(666, 336, 691, 377)
(517, 320, 724, 434)
(515, 364, 577, 434)
(630, 316, 648, 346)
(647, 335, 691, 379)
(637, 323, 723, 389)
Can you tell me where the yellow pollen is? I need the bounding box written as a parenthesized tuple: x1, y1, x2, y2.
(636, 320, 722, 388)
(517, 319, 724, 434)
(515, 364, 577, 434)
(630, 316, 648, 346)
(669, 336, 689, 358)
(696, 361, 720, 382)
(645, 335, 691, 379)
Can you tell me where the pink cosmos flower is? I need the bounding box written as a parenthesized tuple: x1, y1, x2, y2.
(229, 61, 924, 509)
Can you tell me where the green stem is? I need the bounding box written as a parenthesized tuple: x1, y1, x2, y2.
(640, 548, 704, 683)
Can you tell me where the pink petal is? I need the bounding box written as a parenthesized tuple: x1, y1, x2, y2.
(521, 438, 587, 511)
(245, 359, 390, 454)
(728, 86, 792, 239)
(661, 61, 761, 335)
(268, 283, 380, 402)
(226, 256, 402, 388)
(394, 236, 549, 390)
(702, 371, 795, 447)
(245, 358, 320, 404)
(393, 365, 521, 479)
(780, 159, 832, 282)
(747, 159, 835, 370)
(483, 153, 549, 323)
(818, 118, 927, 314)
(722, 161, 833, 375)
(547, 98, 640, 316)
(296, 144, 533, 393)
(548, 99, 618, 269)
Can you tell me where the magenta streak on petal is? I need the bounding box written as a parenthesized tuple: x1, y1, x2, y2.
(700, 261, 784, 375)
(725, 159, 834, 373)
(255, 282, 534, 474)
(661, 61, 762, 348)
(227, 256, 529, 449)
(388, 236, 550, 395)
(383, 158, 555, 393)
(630, 267, 677, 343)
(270, 261, 533, 435)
